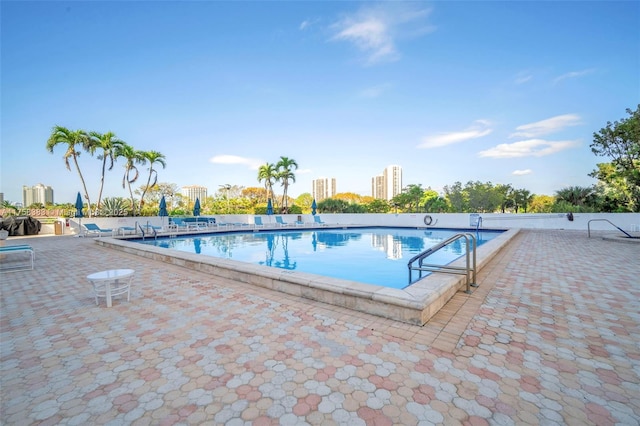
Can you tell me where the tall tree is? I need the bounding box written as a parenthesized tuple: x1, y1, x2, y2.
(258, 163, 278, 207)
(116, 143, 145, 216)
(443, 182, 467, 212)
(46, 126, 94, 216)
(275, 156, 298, 213)
(513, 188, 533, 213)
(89, 131, 124, 210)
(138, 150, 166, 214)
(590, 105, 640, 212)
(590, 162, 635, 212)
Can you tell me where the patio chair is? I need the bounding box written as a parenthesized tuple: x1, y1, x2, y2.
(254, 216, 266, 228)
(169, 218, 188, 231)
(83, 223, 114, 237)
(275, 216, 290, 227)
(0, 245, 35, 271)
(313, 216, 327, 226)
(118, 226, 137, 236)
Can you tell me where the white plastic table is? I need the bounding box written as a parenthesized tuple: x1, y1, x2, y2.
(87, 269, 134, 307)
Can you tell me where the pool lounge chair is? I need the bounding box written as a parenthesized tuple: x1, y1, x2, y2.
(0, 244, 35, 271)
(254, 216, 266, 228)
(275, 216, 290, 227)
(313, 216, 327, 226)
(83, 223, 114, 237)
(118, 226, 137, 236)
(168, 218, 188, 231)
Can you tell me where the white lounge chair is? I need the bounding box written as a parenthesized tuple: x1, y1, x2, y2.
(254, 216, 266, 228)
(275, 216, 290, 227)
(83, 223, 114, 237)
(313, 216, 327, 226)
(0, 244, 35, 271)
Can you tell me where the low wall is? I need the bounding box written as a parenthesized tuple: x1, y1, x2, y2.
(48, 212, 640, 236)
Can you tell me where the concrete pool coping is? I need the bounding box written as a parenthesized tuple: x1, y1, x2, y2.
(94, 227, 520, 325)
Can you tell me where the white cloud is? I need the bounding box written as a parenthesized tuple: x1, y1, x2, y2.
(418, 120, 492, 149)
(478, 139, 580, 158)
(299, 20, 310, 30)
(514, 71, 533, 84)
(297, 168, 312, 174)
(209, 155, 264, 170)
(553, 68, 595, 84)
(509, 114, 581, 138)
(330, 4, 433, 65)
(358, 83, 393, 99)
(512, 169, 532, 176)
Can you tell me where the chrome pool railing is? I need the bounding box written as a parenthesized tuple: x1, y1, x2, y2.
(407, 233, 477, 294)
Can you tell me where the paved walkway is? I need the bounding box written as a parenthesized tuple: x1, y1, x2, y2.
(1, 229, 639, 425)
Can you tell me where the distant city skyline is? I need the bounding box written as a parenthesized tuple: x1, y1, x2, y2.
(1, 2, 637, 205)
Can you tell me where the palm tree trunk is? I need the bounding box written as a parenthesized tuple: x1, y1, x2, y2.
(128, 181, 136, 217)
(139, 169, 154, 215)
(282, 182, 289, 212)
(73, 154, 93, 218)
(97, 157, 108, 212)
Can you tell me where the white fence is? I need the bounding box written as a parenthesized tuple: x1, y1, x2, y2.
(42, 212, 640, 236)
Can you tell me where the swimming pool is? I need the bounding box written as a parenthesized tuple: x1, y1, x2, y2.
(136, 227, 502, 289)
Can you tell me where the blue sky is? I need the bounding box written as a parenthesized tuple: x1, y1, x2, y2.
(1, 1, 638, 206)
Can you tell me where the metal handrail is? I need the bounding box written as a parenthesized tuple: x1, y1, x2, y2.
(587, 219, 633, 238)
(146, 221, 158, 240)
(408, 233, 477, 294)
(136, 221, 146, 240)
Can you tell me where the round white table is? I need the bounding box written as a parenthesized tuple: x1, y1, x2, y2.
(87, 269, 134, 307)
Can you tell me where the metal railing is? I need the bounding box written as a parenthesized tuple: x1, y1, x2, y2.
(407, 233, 477, 294)
(587, 219, 633, 238)
(135, 221, 158, 241)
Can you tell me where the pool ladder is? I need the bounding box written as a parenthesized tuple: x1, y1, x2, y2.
(135, 221, 158, 241)
(407, 233, 478, 294)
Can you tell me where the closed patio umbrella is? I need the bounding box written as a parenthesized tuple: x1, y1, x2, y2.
(266, 198, 273, 215)
(74, 192, 84, 236)
(193, 198, 201, 217)
(311, 199, 317, 215)
(159, 196, 168, 227)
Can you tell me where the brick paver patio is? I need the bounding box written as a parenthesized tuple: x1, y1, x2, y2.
(1, 229, 639, 425)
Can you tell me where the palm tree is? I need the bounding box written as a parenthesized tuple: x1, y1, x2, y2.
(138, 150, 166, 214)
(258, 163, 278, 206)
(116, 143, 145, 216)
(555, 186, 595, 207)
(46, 126, 94, 216)
(276, 156, 298, 213)
(89, 131, 124, 210)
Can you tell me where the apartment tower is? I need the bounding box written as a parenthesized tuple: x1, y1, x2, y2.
(181, 185, 208, 203)
(371, 165, 402, 200)
(312, 178, 336, 201)
(22, 183, 54, 206)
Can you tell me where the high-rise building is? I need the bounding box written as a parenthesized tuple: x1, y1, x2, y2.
(371, 165, 402, 200)
(371, 233, 403, 260)
(312, 178, 336, 201)
(181, 185, 208, 203)
(22, 184, 54, 206)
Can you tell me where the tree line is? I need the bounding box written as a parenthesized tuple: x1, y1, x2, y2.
(2, 106, 636, 216)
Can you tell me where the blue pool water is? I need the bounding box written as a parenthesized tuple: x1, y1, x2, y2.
(137, 228, 501, 289)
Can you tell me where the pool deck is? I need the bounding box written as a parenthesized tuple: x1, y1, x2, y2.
(1, 229, 639, 424)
